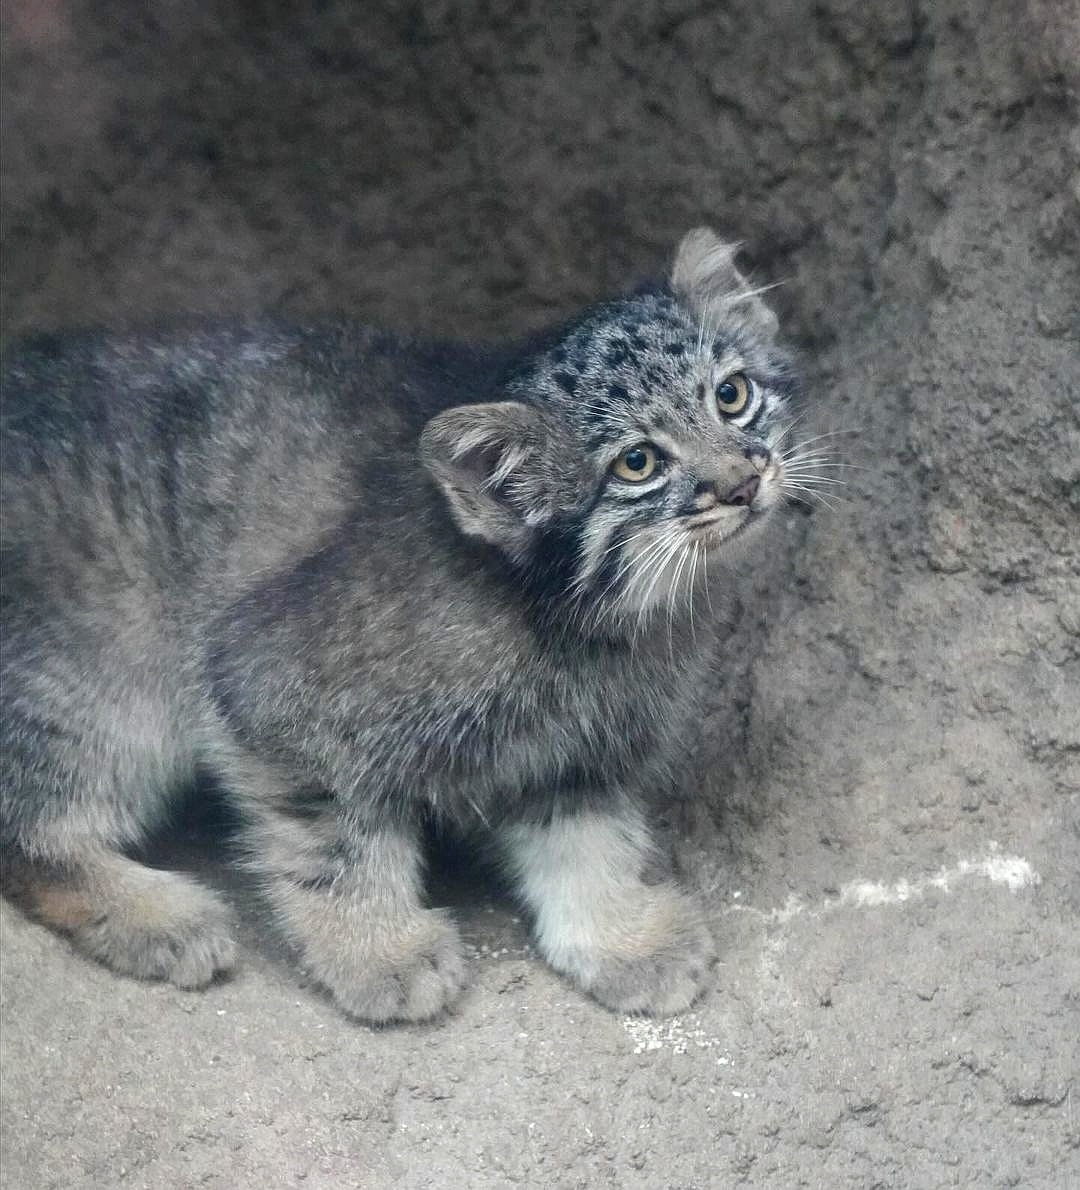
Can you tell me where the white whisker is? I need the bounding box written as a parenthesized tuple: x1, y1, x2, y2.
(770, 412, 810, 451)
(634, 531, 687, 639)
(783, 460, 864, 471)
(667, 541, 692, 654)
(573, 524, 656, 598)
(779, 448, 846, 466)
(781, 471, 848, 487)
(696, 299, 712, 358)
(783, 427, 862, 450)
(686, 544, 700, 644)
(783, 483, 844, 512)
(725, 279, 786, 304)
(702, 542, 715, 619)
(591, 526, 678, 633)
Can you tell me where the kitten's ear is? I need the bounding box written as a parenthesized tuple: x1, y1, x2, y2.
(671, 226, 779, 342)
(421, 401, 554, 553)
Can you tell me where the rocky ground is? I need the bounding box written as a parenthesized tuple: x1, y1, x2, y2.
(2, 1, 1078, 1186)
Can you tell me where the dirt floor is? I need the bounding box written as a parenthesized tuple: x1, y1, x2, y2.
(2, 1, 1078, 1186)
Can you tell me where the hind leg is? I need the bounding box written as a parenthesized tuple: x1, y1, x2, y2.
(2, 705, 236, 989)
(8, 849, 236, 988)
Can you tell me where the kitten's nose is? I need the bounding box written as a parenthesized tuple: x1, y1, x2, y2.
(720, 474, 761, 507)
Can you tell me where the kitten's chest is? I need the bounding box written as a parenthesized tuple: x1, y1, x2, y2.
(429, 637, 711, 818)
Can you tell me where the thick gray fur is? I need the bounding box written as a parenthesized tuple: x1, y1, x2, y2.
(1, 229, 801, 1023)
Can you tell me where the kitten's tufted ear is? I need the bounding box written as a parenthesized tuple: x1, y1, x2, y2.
(671, 227, 779, 342)
(421, 401, 555, 555)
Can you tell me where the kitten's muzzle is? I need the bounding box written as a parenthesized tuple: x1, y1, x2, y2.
(692, 472, 761, 509)
(720, 474, 760, 507)
(691, 445, 771, 511)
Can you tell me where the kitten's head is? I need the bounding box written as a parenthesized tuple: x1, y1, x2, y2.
(422, 228, 805, 633)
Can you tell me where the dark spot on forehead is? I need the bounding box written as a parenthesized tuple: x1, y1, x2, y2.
(608, 383, 630, 403)
(711, 339, 734, 361)
(663, 341, 686, 356)
(605, 340, 631, 366)
(552, 370, 578, 396)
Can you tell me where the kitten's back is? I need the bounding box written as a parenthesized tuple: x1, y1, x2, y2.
(1, 321, 498, 617)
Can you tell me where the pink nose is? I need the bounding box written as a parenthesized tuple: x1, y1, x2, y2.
(721, 474, 760, 507)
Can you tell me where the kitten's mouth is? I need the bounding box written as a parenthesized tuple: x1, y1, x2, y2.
(682, 509, 760, 547)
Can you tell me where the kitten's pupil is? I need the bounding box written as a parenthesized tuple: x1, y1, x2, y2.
(717, 382, 738, 406)
(625, 449, 647, 472)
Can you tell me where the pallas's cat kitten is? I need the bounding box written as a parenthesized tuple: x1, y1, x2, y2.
(1, 229, 804, 1023)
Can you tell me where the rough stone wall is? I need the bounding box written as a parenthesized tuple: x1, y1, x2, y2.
(2, 1, 1078, 1186)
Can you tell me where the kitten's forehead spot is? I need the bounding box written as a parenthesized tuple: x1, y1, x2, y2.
(523, 290, 790, 461)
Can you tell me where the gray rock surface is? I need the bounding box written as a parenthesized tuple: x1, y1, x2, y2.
(2, 1, 1078, 1186)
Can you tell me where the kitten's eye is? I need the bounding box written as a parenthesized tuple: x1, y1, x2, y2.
(611, 444, 660, 483)
(715, 372, 752, 417)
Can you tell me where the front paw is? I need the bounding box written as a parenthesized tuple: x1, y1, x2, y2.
(307, 908, 467, 1025)
(557, 886, 715, 1016)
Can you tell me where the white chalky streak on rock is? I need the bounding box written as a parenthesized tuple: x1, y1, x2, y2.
(839, 843, 1040, 907)
(725, 842, 1040, 925)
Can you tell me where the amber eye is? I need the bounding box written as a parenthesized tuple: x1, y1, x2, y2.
(715, 372, 752, 416)
(611, 443, 660, 482)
